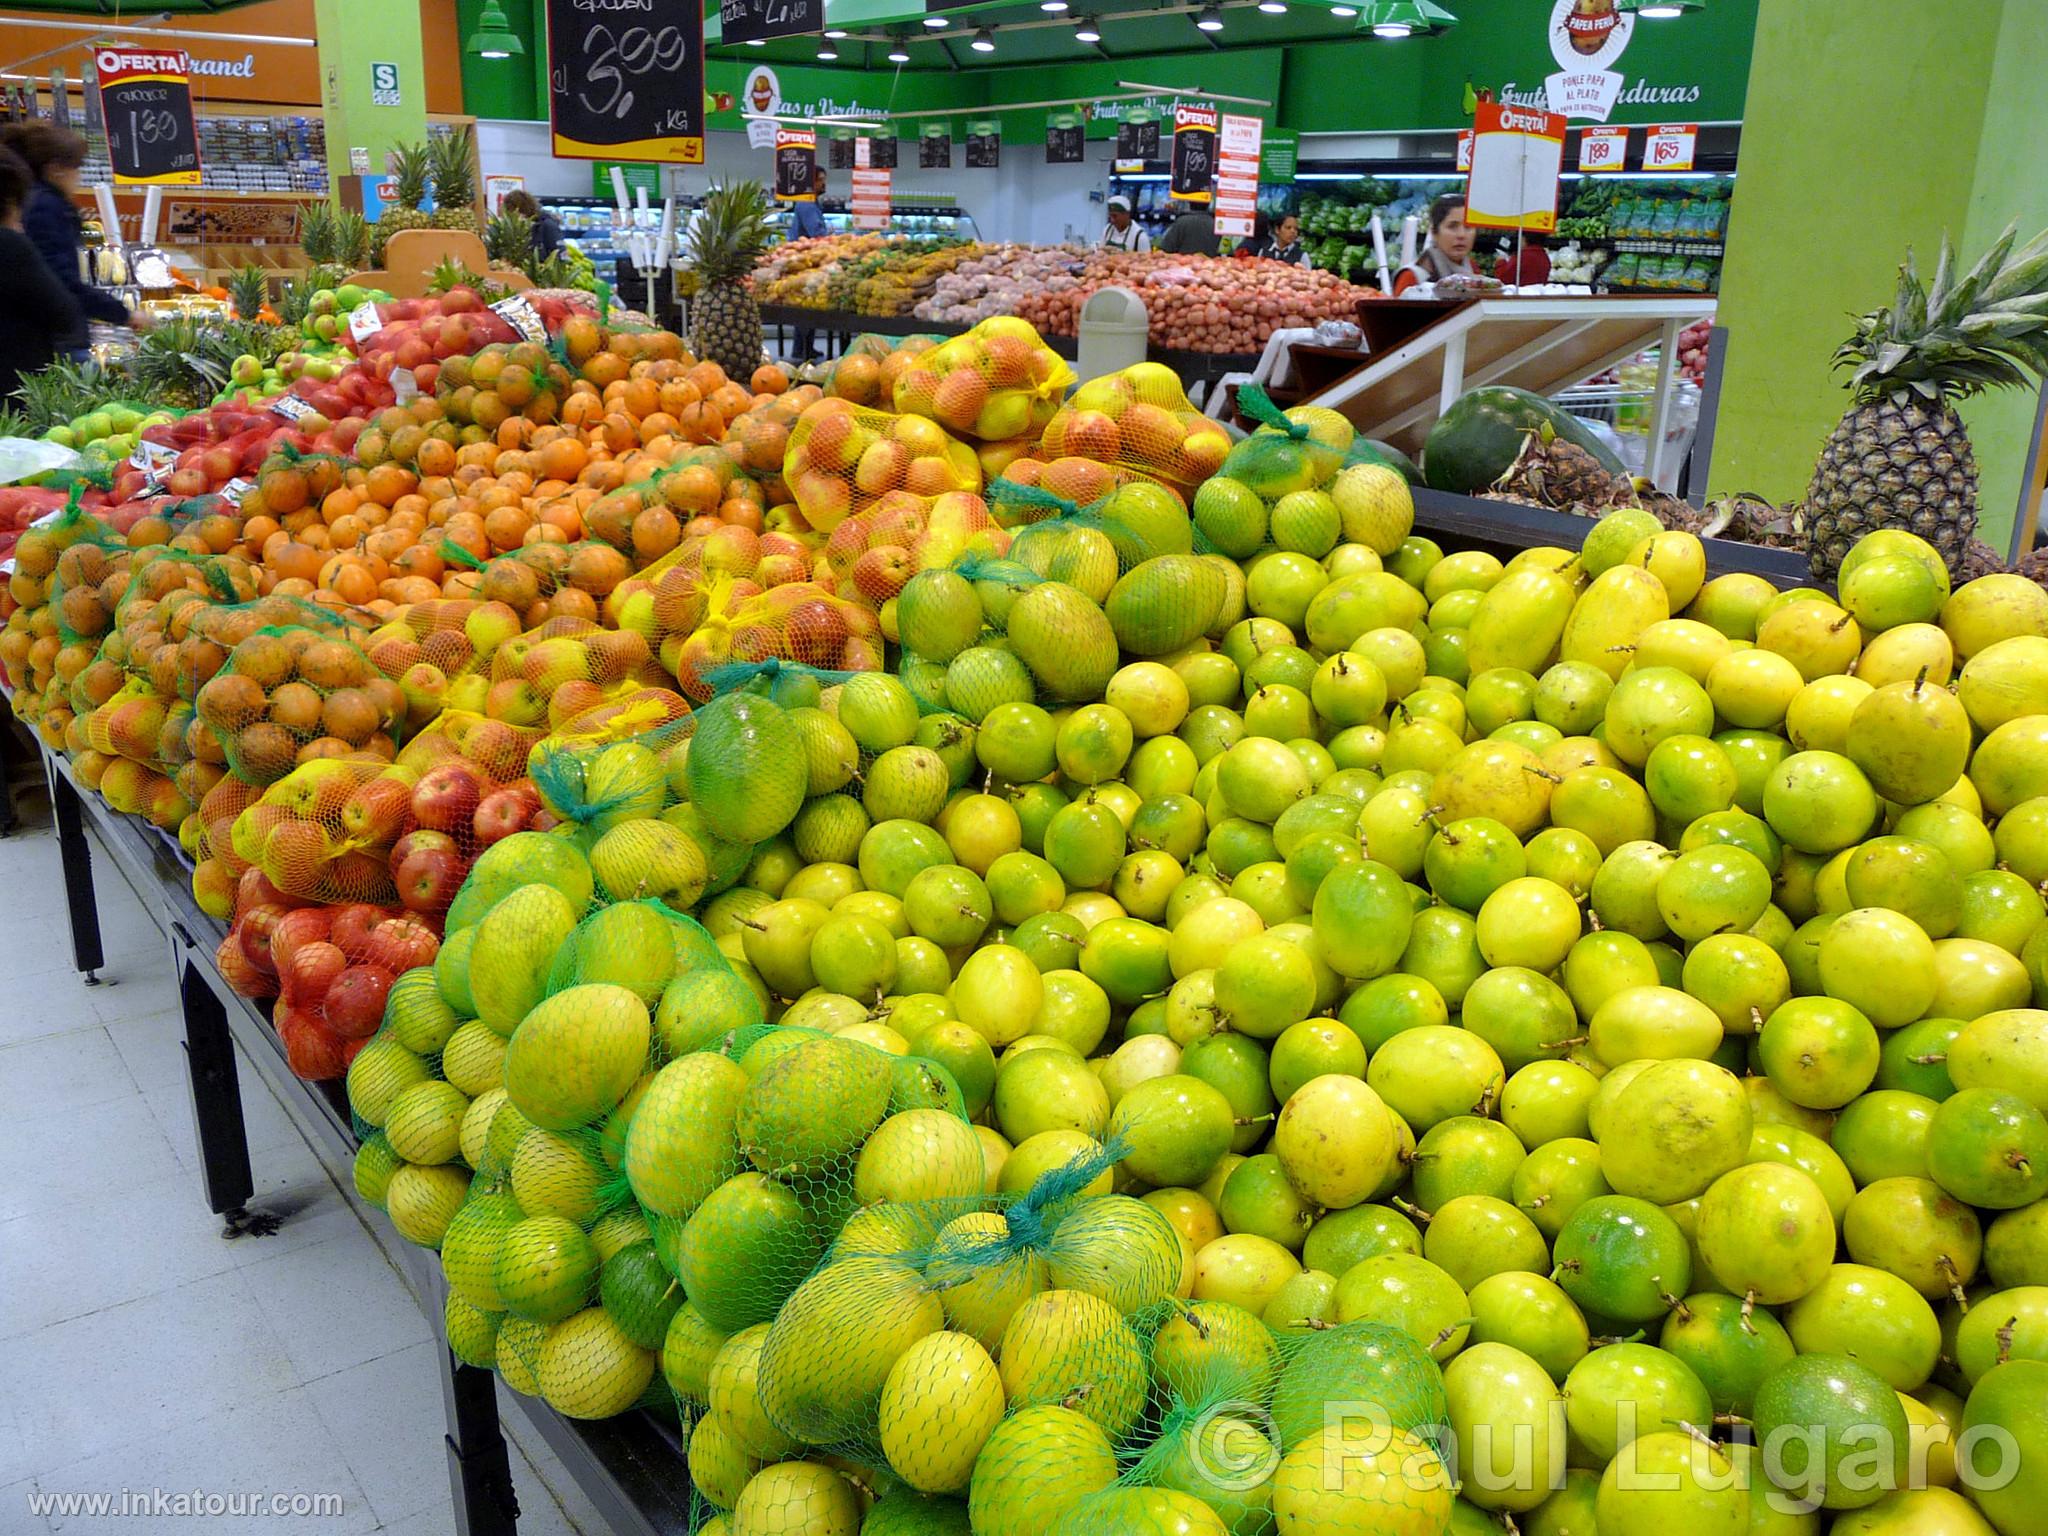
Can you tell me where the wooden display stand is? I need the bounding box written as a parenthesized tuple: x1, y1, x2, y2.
(344, 228, 532, 299)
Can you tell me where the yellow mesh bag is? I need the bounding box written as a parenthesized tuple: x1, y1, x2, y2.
(783, 398, 982, 534)
(230, 757, 417, 905)
(1039, 360, 1233, 495)
(892, 317, 1077, 444)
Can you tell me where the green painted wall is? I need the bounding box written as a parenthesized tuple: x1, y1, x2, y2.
(1715, 0, 2048, 549)
(316, 0, 430, 188)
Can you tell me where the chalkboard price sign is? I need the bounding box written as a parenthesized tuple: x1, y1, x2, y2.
(1116, 117, 1159, 161)
(1169, 104, 1218, 202)
(866, 135, 898, 169)
(1045, 120, 1083, 165)
(828, 134, 856, 169)
(920, 131, 951, 168)
(775, 127, 817, 201)
(546, 0, 705, 164)
(966, 127, 1000, 169)
(719, 0, 823, 46)
(94, 48, 200, 186)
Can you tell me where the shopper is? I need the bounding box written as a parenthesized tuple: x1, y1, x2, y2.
(1100, 195, 1151, 252)
(1497, 234, 1551, 288)
(1394, 194, 1478, 295)
(1157, 205, 1220, 258)
(501, 189, 562, 261)
(0, 146, 81, 403)
(2, 121, 137, 355)
(790, 167, 830, 361)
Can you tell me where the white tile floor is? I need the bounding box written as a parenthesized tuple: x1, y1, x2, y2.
(0, 794, 608, 1535)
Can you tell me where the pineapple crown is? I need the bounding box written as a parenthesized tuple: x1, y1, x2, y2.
(686, 181, 776, 286)
(430, 127, 476, 200)
(1836, 221, 2048, 404)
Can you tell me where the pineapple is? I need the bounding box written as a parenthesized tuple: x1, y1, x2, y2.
(686, 182, 775, 379)
(373, 142, 434, 259)
(486, 208, 534, 268)
(333, 207, 371, 271)
(1804, 222, 2048, 580)
(428, 128, 480, 236)
(227, 265, 269, 322)
(299, 199, 335, 266)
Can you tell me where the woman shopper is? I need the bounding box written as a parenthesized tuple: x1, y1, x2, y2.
(1394, 194, 1478, 295)
(500, 189, 562, 261)
(0, 146, 81, 401)
(1, 122, 137, 356)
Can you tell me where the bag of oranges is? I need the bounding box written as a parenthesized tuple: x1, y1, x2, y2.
(893, 316, 1076, 443)
(196, 625, 406, 789)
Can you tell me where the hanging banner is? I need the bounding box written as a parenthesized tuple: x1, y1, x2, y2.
(828, 127, 857, 169)
(1577, 125, 1628, 172)
(966, 121, 1000, 168)
(1642, 122, 1698, 171)
(1259, 129, 1297, 185)
(1046, 113, 1084, 165)
(1466, 101, 1565, 234)
(1455, 129, 1474, 172)
(94, 48, 201, 186)
(1169, 104, 1217, 203)
(1542, 0, 1635, 122)
(719, 0, 824, 46)
(850, 166, 892, 230)
(1116, 113, 1159, 161)
(546, 0, 705, 163)
(1213, 112, 1262, 241)
(920, 125, 952, 167)
(775, 125, 817, 201)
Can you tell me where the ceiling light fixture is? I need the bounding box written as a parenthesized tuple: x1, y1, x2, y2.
(1042, 0, 1071, 12)
(1074, 16, 1102, 39)
(1328, 3, 1357, 12)
(970, 25, 997, 49)
(464, 0, 524, 57)
(1359, 0, 1456, 35)
(922, 13, 950, 24)
(1258, 1, 1288, 13)
(824, 27, 849, 36)
(1195, 6, 1225, 30)
(887, 36, 911, 60)
(1619, 0, 1703, 13)
(817, 41, 839, 57)
(743, 37, 765, 44)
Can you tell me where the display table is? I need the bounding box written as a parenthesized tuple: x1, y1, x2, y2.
(1305, 295, 1716, 488)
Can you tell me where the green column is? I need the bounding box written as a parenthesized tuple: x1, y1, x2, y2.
(1714, 0, 2048, 550)
(315, 0, 432, 191)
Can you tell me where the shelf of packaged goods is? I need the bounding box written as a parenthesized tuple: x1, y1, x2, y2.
(5, 712, 696, 1536)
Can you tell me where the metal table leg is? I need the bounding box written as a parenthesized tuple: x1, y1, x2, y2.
(442, 1346, 521, 1536)
(170, 919, 264, 1230)
(0, 704, 20, 837)
(45, 756, 103, 982)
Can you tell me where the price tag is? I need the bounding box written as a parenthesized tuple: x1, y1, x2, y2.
(269, 394, 318, 424)
(1455, 130, 1473, 172)
(1578, 126, 1628, 173)
(348, 301, 384, 345)
(1642, 123, 1697, 172)
(129, 440, 176, 474)
(217, 477, 254, 508)
(490, 295, 549, 345)
(393, 368, 419, 404)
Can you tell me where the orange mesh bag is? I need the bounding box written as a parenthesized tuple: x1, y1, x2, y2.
(817, 492, 1008, 618)
(821, 333, 948, 407)
(266, 899, 444, 1080)
(782, 398, 982, 535)
(190, 774, 267, 919)
(892, 316, 1077, 443)
(95, 756, 187, 827)
(439, 540, 637, 633)
(84, 676, 181, 772)
(196, 625, 406, 789)
(1038, 360, 1233, 496)
(230, 756, 417, 905)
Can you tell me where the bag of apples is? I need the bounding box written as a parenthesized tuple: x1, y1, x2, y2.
(782, 397, 982, 534)
(669, 577, 881, 701)
(821, 332, 945, 407)
(267, 899, 442, 1081)
(1037, 360, 1232, 497)
(814, 488, 1008, 620)
(229, 756, 418, 906)
(892, 316, 1077, 443)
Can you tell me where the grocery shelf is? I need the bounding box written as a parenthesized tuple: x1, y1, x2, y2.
(6, 713, 696, 1536)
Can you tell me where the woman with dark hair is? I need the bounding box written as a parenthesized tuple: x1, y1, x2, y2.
(2, 121, 136, 353)
(500, 188, 563, 261)
(1394, 194, 1478, 295)
(0, 146, 83, 401)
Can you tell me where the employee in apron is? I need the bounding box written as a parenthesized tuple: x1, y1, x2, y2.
(1100, 196, 1151, 253)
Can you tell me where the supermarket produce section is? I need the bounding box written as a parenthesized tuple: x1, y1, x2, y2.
(8, 267, 2048, 1536)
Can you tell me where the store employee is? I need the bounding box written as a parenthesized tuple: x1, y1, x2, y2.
(1100, 196, 1151, 252)
(790, 167, 830, 240)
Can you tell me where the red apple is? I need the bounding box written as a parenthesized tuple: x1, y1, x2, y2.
(282, 939, 348, 1008)
(852, 545, 915, 605)
(323, 964, 396, 1039)
(327, 902, 386, 959)
(216, 929, 275, 999)
(389, 827, 458, 872)
(267, 905, 333, 974)
(362, 914, 440, 975)
(236, 903, 291, 977)
(473, 784, 540, 846)
(340, 773, 413, 844)
(274, 1003, 348, 1080)
(410, 761, 484, 833)
(234, 867, 293, 921)
(395, 844, 466, 914)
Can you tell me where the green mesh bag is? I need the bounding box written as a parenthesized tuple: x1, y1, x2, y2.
(195, 623, 404, 787)
(1196, 384, 1415, 564)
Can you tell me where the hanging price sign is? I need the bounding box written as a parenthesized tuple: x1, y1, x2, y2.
(1577, 125, 1628, 173)
(850, 167, 892, 229)
(1642, 123, 1697, 171)
(1455, 129, 1473, 172)
(1213, 113, 1262, 241)
(775, 126, 817, 200)
(1169, 104, 1218, 203)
